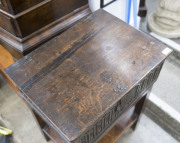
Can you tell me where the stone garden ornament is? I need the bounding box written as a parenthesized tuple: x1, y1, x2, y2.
(148, 0, 180, 38)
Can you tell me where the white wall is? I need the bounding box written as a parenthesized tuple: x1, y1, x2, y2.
(89, 0, 101, 12)
(89, 0, 140, 28)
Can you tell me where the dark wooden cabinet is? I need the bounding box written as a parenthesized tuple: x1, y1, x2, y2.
(0, 0, 91, 59)
(0, 0, 9, 13)
(1, 0, 89, 38)
(0, 0, 45, 14)
(0, 12, 17, 35)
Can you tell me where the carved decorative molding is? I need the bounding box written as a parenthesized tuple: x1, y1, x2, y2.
(79, 62, 164, 143)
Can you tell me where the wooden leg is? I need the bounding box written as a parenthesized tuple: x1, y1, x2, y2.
(131, 87, 152, 130)
(31, 110, 50, 141)
(131, 95, 147, 130)
(138, 0, 147, 17)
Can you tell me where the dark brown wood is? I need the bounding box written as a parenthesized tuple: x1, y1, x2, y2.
(0, 12, 17, 35)
(0, 0, 9, 13)
(131, 94, 147, 130)
(0, 0, 89, 37)
(0, 0, 91, 59)
(98, 107, 137, 143)
(43, 125, 66, 143)
(100, 0, 117, 8)
(131, 86, 153, 130)
(2, 0, 45, 14)
(138, 0, 147, 17)
(32, 110, 50, 141)
(42, 106, 137, 143)
(5, 9, 171, 143)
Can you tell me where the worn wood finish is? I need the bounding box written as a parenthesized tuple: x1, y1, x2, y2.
(0, 5, 91, 59)
(131, 94, 147, 130)
(0, 12, 17, 35)
(42, 106, 137, 143)
(0, 0, 9, 13)
(5, 10, 171, 143)
(1, 0, 45, 14)
(0, 0, 90, 59)
(0, 0, 89, 38)
(43, 125, 66, 143)
(32, 110, 51, 141)
(138, 0, 147, 17)
(98, 106, 137, 143)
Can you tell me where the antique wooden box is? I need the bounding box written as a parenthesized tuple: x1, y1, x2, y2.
(0, 0, 91, 59)
(5, 9, 172, 143)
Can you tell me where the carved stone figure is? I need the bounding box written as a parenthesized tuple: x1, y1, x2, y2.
(148, 0, 180, 38)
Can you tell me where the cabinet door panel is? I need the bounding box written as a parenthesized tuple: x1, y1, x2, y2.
(0, 0, 46, 14)
(8, 0, 46, 14)
(0, 13, 17, 36)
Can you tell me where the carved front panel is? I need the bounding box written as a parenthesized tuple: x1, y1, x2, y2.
(78, 62, 164, 143)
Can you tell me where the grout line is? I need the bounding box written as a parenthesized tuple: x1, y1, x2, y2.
(150, 32, 180, 53)
(145, 93, 180, 141)
(148, 93, 180, 123)
(144, 107, 180, 141)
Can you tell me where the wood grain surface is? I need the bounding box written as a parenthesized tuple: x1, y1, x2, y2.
(98, 107, 137, 143)
(4, 0, 45, 14)
(42, 106, 137, 143)
(5, 9, 171, 143)
(0, 0, 89, 38)
(0, 1, 90, 59)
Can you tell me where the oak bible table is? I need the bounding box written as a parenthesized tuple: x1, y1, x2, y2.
(5, 9, 172, 143)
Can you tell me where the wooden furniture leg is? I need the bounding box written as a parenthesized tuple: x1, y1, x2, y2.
(131, 95, 147, 130)
(131, 87, 152, 130)
(30, 93, 152, 143)
(138, 0, 147, 17)
(32, 110, 50, 141)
